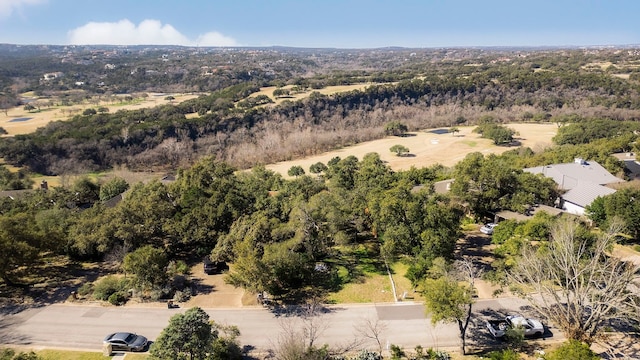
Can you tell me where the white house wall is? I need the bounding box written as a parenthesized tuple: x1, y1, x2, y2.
(563, 201, 585, 216)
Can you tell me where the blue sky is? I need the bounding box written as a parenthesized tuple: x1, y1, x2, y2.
(0, 0, 638, 48)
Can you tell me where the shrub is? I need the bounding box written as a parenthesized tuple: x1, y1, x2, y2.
(504, 326, 525, 349)
(389, 344, 405, 360)
(92, 275, 127, 301)
(149, 287, 172, 301)
(351, 350, 382, 360)
(0, 348, 41, 360)
(486, 349, 520, 360)
(544, 340, 599, 360)
(108, 291, 128, 306)
(77, 282, 93, 296)
(173, 288, 192, 303)
(414, 345, 451, 360)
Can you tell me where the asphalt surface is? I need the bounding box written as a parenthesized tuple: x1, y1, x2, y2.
(0, 297, 556, 354)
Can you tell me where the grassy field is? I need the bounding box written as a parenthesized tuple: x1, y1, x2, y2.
(267, 123, 558, 177)
(30, 349, 105, 360)
(328, 261, 422, 304)
(1, 92, 200, 136)
(2, 85, 381, 137)
(250, 83, 379, 106)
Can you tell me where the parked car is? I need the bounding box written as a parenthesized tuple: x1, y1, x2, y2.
(203, 256, 228, 275)
(103, 332, 148, 352)
(480, 222, 497, 235)
(486, 315, 545, 339)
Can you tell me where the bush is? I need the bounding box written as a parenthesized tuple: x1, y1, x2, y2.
(149, 287, 172, 301)
(544, 340, 599, 360)
(108, 291, 128, 306)
(173, 288, 192, 302)
(92, 275, 127, 301)
(414, 345, 451, 360)
(486, 349, 520, 360)
(77, 282, 93, 296)
(351, 350, 382, 360)
(389, 344, 405, 359)
(0, 349, 41, 360)
(504, 326, 525, 348)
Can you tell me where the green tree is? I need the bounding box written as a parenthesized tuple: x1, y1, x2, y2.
(450, 152, 556, 219)
(474, 123, 515, 145)
(389, 144, 410, 156)
(169, 159, 251, 255)
(384, 121, 408, 136)
(588, 188, 640, 241)
(326, 155, 359, 190)
(99, 176, 129, 201)
(150, 307, 242, 360)
(71, 176, 101, 206)
(23, 104, 36, 112)
(0, 213, 41, 285)
(309, 162, 328, 175)
(273, 88, 290, 98)
(82, 108, 97, 116)
(421, 258, 477, 355)
(0, 165, 33, 190)
(450, 126, 460, 136)
(122, 245, 169, 291)
(288, 165, 305, 177)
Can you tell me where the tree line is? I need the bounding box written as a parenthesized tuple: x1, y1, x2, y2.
(2, 61, 640, 176)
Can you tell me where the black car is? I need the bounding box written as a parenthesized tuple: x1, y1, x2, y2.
(103, 332, 148, 352)
(203, 256, 227, 275)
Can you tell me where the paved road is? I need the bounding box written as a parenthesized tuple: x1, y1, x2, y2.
(0, 297, 552, 353)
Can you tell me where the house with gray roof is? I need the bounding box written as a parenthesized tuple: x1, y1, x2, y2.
(524, 158, 623, 216)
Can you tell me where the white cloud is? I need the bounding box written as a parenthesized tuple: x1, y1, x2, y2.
(0, 0, 46, 18)
(196, 32, 238, 47)
(67, 19, 237, 46)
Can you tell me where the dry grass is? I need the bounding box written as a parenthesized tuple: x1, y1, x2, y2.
(1, 92, 200, 136)
(267, 123, 558, 177)
(250, 83, 378, 106)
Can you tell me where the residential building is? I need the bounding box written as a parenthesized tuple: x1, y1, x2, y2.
(524, 158, 623, 216)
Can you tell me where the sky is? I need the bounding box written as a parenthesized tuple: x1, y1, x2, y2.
(0, 0, 638, 48)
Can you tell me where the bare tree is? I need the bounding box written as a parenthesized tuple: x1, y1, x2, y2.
(508, 217, 640, 348)
(354, 316, 388, 354)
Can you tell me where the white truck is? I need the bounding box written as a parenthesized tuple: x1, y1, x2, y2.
(486, 315, 544, 339)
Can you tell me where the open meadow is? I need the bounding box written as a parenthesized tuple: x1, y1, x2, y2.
(267, 123, 559, 176)
(1, 92, 201, 136)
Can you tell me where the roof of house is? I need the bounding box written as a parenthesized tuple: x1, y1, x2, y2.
(525, 158, 623, 208)
(0, 189, 34, 199)
(433, 179, 454, 194)
(524, 159, 623, 190)
(561, 182, 617, 207)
